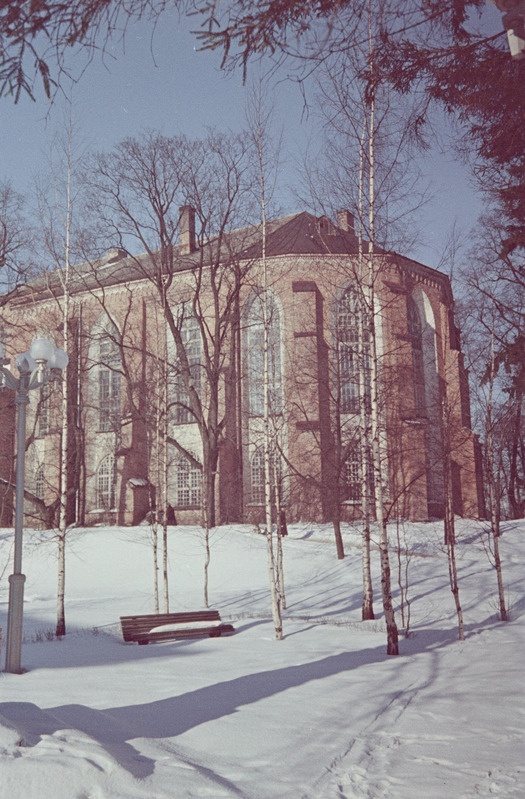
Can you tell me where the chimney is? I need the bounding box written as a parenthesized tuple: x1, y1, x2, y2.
(102, 248, 127, 265)
(179, 205, 196, 254)
(337, 209, 355, 235)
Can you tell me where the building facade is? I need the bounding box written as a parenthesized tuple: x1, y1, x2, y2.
(0, 209, 484, 528)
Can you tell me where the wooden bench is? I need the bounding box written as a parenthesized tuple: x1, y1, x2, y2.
(120, 610, 235, 645)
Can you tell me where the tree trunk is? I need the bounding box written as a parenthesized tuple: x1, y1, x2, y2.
(508, 391, 523, 519)
(486, 318, 508, 621)
(203, 523, 211, 608)
(56, 119, 73, 639)
(366, 29, 398, 654)
(443, 397, 464, 640)
(357, 101, 375, 621)
(152, 521, 159, 614)
(251, 81, 283, 640)
(162, 357, 169, 612)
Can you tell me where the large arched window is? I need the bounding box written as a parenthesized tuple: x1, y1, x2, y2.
(337, 287, 369, 415)
(246, 292, 282, 416)
(96, 327, 121, 432)
(174, 456, 202, 507)
(168, 313, 202, 425)
(407, 296, 426, 417)
(97, 454, 116, 510)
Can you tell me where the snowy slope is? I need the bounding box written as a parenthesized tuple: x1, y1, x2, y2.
(0, 519, 523, 799)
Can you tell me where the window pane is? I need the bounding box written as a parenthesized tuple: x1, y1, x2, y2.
(408, 297, 426, 416)
(98, 333, 121, 431)
(337, 288, 369, 415)
(36, 391, 50, 437)
(175, 457, 202, 506)
(250, 447, 265, 504)
(170, 315, 201, 425)
(97, 455, 116, 509)
(35, 465, 45, 500)
(247, 294, 282, 416)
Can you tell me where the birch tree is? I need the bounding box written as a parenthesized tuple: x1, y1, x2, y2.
(300, 3, 430, 649)
(35, 109, 85, 637)
(483, 309, 508, 621)
(247, 78, 284, 638)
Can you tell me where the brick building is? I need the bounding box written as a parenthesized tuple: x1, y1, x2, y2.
(0, 209, 484, 528)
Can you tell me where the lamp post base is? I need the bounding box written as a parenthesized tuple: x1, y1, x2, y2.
(4, 573, 26, 674)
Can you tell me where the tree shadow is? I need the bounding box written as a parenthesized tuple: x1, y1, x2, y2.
(0, 643, 390, 779)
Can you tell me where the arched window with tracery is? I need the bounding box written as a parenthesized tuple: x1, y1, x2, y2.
(97, 454, 116, 510)
(407, 296, 426, 417)
(246, 292, 282, 416)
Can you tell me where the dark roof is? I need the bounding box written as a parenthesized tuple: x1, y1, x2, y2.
(4, 210, 447, 305)
(240, 212, 360, 257)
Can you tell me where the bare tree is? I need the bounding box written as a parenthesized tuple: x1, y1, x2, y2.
(0, 180, 35, 300)
(30, 107, 87, 636)
(85, 130, 256, 530)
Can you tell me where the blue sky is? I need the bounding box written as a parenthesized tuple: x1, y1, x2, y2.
(0, 8, 494, 273)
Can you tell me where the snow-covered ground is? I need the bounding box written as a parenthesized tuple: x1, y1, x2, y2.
(0, 518, 523, 799)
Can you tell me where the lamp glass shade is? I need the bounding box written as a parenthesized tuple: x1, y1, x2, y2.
(30, 337, 55, 363)
(49, 347, 69, 371)
(15, 352, 37, 372)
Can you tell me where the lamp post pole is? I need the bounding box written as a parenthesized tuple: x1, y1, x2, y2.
(1, 340, 68, 674)
(4, 364, 30, 674)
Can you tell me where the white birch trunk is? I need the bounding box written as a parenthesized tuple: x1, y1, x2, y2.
(366, 15, 398, 654)
(152, 405, 160, 613)
(275, 478, 286, 610)
(152, 522, 159, 614)
(162, 349, 169, 612)
(442, 394, 464, 640)
(357, 107, 375, 621)
(252, 87, 283, 639)
(56, 120, 73, 639)
(486, 314, 508, 621)
(203, 502, 211, 608)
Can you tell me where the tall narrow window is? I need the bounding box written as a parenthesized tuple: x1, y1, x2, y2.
(342, 441, 374, 504)
(246, 293, 282, 416)
(343, 447, 361, 502)
(407, 296, 426, 416)
(97, 454, 116, 509)
(98, 333, 121, 431)
(35, 464, 45, 500)
(170, 314, 201, 425)
(174, 456, 202, 507)
(36, 389, 50, 437)
(249, 445, 283, 505)
(250, 447, 265, 504)
(337, 287, 369, 415)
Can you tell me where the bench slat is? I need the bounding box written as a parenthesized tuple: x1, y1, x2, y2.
(120, 611, 234, 644)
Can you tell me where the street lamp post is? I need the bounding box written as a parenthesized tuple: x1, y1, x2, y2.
(0, 337, 68, 674)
